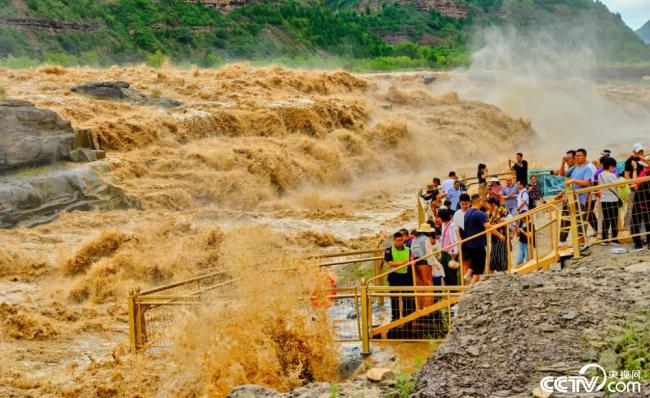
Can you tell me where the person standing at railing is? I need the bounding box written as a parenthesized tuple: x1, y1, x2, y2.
(515, 217, 535, 265)
(486, 197, 510, 272)
(487, 177, 503, 203)
(453, 194, 471, 276)
(624, 143, 647, 179)
(447, 180, 465, 211)
(598, 157, 621, 245)
(438, 208, 460, 286)
(510, 152, 528, 186)
(564, 149, 593, 245)
(527, 175, 544, 210)
(463, 194, 504, 284)
(593, 150, 618, 184)
(502, 177, 518, 215)
(631, 162, 650, 252)
(559, 150, 577, 245)
(516, 180, 530, 215)
(442, 171, 458, 195)
(411, 224, 435, 306)
(477, 163, 488, 201)
(384, 232, 415, 322)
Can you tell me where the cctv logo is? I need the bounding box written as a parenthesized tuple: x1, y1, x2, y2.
(540, 363, 642, 394)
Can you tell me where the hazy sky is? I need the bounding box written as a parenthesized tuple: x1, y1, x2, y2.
(599, 0, 650, 30)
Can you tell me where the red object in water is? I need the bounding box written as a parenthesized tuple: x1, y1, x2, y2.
(311, 274, 337, 307)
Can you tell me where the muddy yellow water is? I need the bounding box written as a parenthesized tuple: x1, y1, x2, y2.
(0, 64, 648, 396)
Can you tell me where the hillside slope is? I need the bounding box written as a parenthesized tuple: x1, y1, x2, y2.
(638, 20, 650, 44)
(0, 0, 649, 67)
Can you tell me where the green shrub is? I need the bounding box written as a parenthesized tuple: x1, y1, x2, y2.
(146, 50, 167, 68)
(0, 84, 6, 100)
(0, 55, 39, 69)
(44, 51, 79, 67)
(395, 373, 415, 398)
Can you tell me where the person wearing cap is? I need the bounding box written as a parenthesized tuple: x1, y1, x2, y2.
(625, 143, 647, 179)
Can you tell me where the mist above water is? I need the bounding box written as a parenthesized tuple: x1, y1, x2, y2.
(438, 27, 650, 163)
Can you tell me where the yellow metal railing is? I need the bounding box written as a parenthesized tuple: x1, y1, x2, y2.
(128, 175, 650, 354)
(572, 174, 650, 248)
(128, 270, 233, 351)
(462, 171, 515, 191)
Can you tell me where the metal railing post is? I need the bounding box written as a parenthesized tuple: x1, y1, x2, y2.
(134, 286, 147, 348)
(128, 288, 138, 352)
(417, 193, 425, 225)
(486, 231, 492, 274)
(360, 279, 370, 355)
(458, 238, 465, 287)
(373, 250, 384, 305)
(506, 221, 512, 272)
(566, 186, 582, 259)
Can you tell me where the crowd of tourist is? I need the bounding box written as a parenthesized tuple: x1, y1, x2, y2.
(383, 145, 650, 320)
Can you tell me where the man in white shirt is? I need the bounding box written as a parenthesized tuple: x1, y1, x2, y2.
(452, 193, 470, 231)
(442, 171, 458, 195)
(516, 180, 529, 214)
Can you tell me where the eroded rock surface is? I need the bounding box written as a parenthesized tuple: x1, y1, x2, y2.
(0, 99, 74, 171)
(0, 162, 126, 228)
(413, 248, 650, 398)
(70, 81, 181, 108)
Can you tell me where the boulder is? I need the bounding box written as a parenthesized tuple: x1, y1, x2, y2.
(366, 368, 395, 382)
(0, 162, 126, 228)
(0, 99, 75, 171)
(422, 75, 436, 85)
(70, 81, 181, 108)
(70, 81, 131, 99)
(227, 385, 282, 398)
(69, 148, 99, 162)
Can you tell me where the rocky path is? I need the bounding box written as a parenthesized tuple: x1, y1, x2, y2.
(414, 246, 650, 398)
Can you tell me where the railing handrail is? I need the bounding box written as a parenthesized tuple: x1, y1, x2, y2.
(367, 197, 563, 284)
(304, 248, 381, 260)
(318, 256, 383, 268)
(138, 270, 229, 296)
(574, 174, 650, 195)
(463, 171, 515, 187)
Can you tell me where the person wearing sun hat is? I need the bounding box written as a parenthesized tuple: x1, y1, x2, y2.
(487, 176, 503, 204)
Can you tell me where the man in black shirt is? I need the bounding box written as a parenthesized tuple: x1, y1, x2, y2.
(510, 152, 528, 186)
(624, 143, 647, 179)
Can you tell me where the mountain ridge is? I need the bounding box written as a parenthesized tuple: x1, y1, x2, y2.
(0, 0, 648, 69)
(637, 19, 650, 44)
